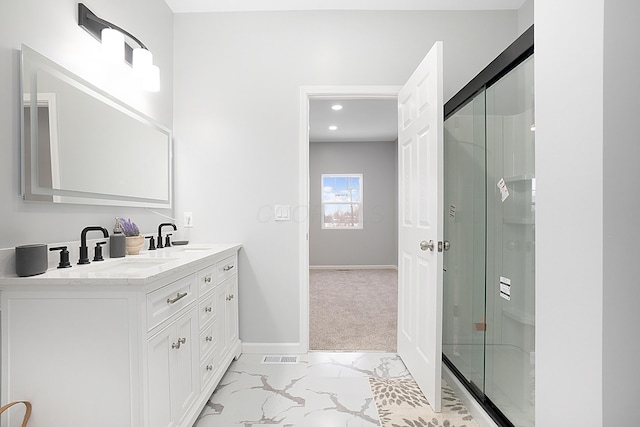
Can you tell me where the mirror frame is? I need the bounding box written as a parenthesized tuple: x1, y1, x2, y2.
(20, 45, 173, 208)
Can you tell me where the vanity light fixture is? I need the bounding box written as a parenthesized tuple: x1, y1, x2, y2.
(331, 104, 343, 111)
(77, 3, 160, 92)
(329, 125, 338, 131)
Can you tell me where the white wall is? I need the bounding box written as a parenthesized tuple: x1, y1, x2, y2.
(0, 0, 174, 249)
(535, 0, 604, 424)
(602, 1, 640, 424)
(309, 141, 397, 267)
(517, 0, 534, 35)
(173, 10, 518, 345)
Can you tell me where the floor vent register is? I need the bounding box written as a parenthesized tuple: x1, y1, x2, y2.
(261, 355, 300, 364)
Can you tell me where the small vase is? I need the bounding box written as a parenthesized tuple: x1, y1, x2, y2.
(125, 235, 145, 255)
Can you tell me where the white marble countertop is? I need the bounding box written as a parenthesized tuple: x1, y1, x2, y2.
(0, 243, 241, 287)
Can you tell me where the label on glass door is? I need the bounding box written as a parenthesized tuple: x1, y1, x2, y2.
(500, 276, 511, 301)
(497, 178, 510, 202)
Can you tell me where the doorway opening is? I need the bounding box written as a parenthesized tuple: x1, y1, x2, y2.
(298, 87, 401, 352)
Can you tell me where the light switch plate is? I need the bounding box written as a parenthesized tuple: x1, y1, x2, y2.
(184, 211, 194, 228)
(275, 205, 291, 221)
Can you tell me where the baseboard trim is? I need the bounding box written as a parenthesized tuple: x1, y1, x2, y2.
(309, 265, 398, 270)
(242, 342, 305, 354)
(443, 365, 499, 427)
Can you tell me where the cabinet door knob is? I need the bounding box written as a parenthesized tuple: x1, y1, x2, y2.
(204, 306, 212, 313)
(172, 337, 186, 349)
(205, 336, 213, 342)
(206, 365, 213, 371)
(204, 276, 212, 283)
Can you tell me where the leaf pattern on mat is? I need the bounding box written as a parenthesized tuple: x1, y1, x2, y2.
(370, 378, 430, 408)
(369, 377, 478, 427)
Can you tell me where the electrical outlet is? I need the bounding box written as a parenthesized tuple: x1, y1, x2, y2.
(184, 211, 194, 228)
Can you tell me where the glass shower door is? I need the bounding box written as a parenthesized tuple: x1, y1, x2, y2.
(485, 55, 535, 427)
(442, 28, 534, 427)
(442, 90, 487, 394)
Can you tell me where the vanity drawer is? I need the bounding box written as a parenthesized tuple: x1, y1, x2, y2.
(197, 264, 216, 296)
(199, 321, 217, 362)
(147, 274, 196, 331)
(216, 254, 237, 283)
(199, 292, 216, 327)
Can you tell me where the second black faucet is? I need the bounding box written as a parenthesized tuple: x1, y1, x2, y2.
(157, 223, 177, 249)
(79, 226, 109, 265)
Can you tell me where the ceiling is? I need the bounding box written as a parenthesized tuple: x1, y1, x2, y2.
(164, 0, 527, 13)
(309, 99, 398, 143)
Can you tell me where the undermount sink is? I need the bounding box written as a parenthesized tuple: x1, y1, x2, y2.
(169, 246, 213, 252)
(82, 257, 177, 273)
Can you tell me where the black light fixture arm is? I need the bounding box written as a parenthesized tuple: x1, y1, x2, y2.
(78, 3, 148, 64)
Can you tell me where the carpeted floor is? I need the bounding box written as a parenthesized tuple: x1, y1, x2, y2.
(369, 377, 479, 427)
(309, 268, 398, 351)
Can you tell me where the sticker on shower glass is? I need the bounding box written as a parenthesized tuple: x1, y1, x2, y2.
(449, 204, 456, 220)
(500, 276, 511, 301)
(497, 178, 509, 202)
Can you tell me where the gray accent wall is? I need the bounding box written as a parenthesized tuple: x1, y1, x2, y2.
(309, 141, 397, 267)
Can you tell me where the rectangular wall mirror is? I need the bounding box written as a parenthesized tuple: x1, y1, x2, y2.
(21, 45, 172, 208)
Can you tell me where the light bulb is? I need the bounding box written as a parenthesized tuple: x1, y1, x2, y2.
(142, 64, 160, 92)
(133, 48, 153, 77)
(101, 28, 124, 64)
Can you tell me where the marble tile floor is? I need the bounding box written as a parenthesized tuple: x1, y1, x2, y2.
(193, 352, 413, 427)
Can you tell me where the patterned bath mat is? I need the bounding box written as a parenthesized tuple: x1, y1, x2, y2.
(369, 377, 479, 427)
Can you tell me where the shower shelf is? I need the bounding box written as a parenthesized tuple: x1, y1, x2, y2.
(504, 217, 534, 225)
(503, 306, 535, 326)
(504, 174, 535, 183)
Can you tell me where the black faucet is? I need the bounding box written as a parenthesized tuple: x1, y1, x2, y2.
(157, 223, 177, 249)
(79, 226, 109, 264)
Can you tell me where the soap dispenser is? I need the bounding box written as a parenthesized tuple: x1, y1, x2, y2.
(110, 218, 126, 258)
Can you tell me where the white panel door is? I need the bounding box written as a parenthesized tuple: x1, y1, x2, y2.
(397, 41, 444, 412)
(172, 308, 199, 423)
(147, 325, 175, 427)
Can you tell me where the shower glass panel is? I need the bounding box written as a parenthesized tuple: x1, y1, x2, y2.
(485, 55, 535, 427)
(443, 91, 487, 395)
(442, 46, 534, 427)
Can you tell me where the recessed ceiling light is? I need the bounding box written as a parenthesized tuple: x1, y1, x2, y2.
(331, 104, 343, 111)
(329, 125, 338, 131)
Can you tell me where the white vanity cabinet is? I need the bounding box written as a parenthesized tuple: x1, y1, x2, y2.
(0, 244, 241, 427)
(215, 254, 239, 364)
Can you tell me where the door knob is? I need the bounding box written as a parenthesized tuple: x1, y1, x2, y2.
(438, 241, 451, 252)
(420, 240, 434, 252)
